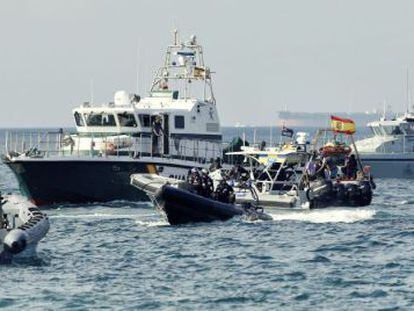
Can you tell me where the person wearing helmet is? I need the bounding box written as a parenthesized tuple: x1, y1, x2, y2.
(214, 179, 235, 204)
(187, 168, 202, 194)
(200, 169, 214, 198)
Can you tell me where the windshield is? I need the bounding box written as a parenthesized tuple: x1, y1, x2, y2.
(381, 125, 403, 136)
(117, 113, 138, 127)
(401, 123, 414, 135)
(84, 113, 116, 127)
(74, 112, 85, 126)
(369, 126, 383, 136)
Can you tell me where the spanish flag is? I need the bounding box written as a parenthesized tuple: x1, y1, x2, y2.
(330, 115, 356, 134)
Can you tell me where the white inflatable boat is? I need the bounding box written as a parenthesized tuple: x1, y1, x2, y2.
(0, 194, 50, 263)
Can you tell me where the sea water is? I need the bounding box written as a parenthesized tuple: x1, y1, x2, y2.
(0, 128, 413, 310)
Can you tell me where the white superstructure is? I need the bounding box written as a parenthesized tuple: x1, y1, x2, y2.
(355, 112, 414, 178)
(64, 30, 222, 162)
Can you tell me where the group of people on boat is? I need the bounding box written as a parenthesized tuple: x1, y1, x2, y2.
(187, 167, 236, 204)
(306, 142, 359, 181)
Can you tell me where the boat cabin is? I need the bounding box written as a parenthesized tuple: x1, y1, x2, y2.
(356, 113, 414, 153)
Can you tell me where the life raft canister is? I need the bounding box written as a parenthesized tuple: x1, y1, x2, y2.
(101, 142, 117, 155)
(321, 144, 351, 156)
(61, 135, 75, 147)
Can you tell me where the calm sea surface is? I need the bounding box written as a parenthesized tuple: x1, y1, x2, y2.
(0, 128, 413, 310)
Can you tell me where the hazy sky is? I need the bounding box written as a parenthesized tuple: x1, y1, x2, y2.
(1, 0, 414, 127)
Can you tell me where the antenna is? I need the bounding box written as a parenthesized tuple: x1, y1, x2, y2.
(136, 40, 140, 94)
(269, 125, 272, 147)
(348, 88, 353, 115)
(406, 67, 410, 114)
(253, 128, 256, 145)
(173, 28, 178, 45)
(90, 79, 94, 103)
(171, 17, 179, 45)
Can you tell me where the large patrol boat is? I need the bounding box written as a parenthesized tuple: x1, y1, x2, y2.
(3, 30, 223, 205)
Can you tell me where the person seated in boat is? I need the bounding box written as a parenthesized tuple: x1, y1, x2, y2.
(344, 154, 358, 179)
(325, 156, 338, 179)
(200, 169, 214, 198)
(307, 157, 329, 181)
(229, 164, 249, 184)
(214, 179, 235, 204)
(209, 157, 222, 171)
(391, 126, 402, 135)
(187, 168, 202, 194)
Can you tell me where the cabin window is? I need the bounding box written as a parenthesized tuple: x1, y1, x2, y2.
(174, 115, 185, 129)
(402, 124, 414, 135)
(139, 114, 151, 127)
(74, 112, 85, 126)
(376, 127, 384, 136)
(382, 125, 402, 136)
(118, 113, 137, 127)
(84, 113, 116, 126)
(370, 126, 382, 136)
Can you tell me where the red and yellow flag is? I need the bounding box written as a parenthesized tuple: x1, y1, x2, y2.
(330, 115, 356, 134)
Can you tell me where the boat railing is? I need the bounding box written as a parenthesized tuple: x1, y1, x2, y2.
(3, 130, 224, 165)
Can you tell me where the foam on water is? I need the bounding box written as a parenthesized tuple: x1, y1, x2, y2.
(50, 212, 155, 219)
(135, 218, 170, 227)
(269, 208, 376, 223)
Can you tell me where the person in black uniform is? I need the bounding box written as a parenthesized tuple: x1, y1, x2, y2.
(200, 169, 214, 198)
(214, 179, 235, 204)
(187, 168, 202, 194)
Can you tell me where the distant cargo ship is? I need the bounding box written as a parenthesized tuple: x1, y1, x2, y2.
(277, 111, 381, 128)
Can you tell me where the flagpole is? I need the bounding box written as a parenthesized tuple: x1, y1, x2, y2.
(269, 125, 272, 147)
(350, 134, 365, 176)
(279, 122, 283, 146)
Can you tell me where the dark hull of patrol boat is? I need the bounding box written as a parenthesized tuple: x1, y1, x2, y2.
(3, 158, 192, 206)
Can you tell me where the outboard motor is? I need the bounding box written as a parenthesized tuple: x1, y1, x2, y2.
(345, 183, 360, 200)
(308, 180, 333, 200)
(3, 229, 28, 255)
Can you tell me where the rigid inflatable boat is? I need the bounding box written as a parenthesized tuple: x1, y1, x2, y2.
(0, 193, 50, 263)
(131, 174, 272, 225)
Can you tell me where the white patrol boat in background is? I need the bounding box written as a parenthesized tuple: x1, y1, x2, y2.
(355, 112, 414, 178)
(3, 30, 223, 206)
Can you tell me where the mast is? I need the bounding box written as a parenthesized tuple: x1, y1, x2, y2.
(90, 79, 94, 104)
(150, 29, 215, 104)
(406, 67, 410, 114)
(136, 41, 140, 94)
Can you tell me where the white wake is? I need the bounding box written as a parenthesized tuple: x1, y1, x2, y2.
(268, 208, 376, 224)
(50, 212, 155, 219)
(135, 219, 169, 227)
